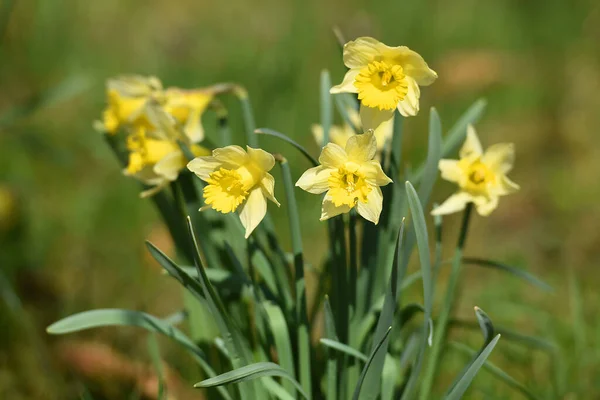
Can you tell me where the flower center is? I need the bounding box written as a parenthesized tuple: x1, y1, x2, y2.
(354, 61, 408, 111)
(203, 168, 249, 213)
(328, 166, 371, 208)
(464, 160, 495, 193)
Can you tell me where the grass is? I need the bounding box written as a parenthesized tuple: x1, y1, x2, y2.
(1, 0, 600, 398)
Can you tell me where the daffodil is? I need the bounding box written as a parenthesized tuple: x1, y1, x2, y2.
(187, 146, 280, 238)
(330, 37, 437, 131)
(296, 131, 392, 224)
(164, 88, 216, 143)
(311, 105, 394, 156)
(100, 75, 163, 134)
(431, 125, 519, 216)
(124, 105, 210, 197)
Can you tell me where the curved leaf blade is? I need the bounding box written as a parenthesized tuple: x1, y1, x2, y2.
(463, 257, 553, 292)
(255, 128, 319, 167)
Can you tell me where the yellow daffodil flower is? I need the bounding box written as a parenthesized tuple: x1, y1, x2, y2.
(330, 37, 437, 131)
(164, 88, 215, 143)
(123, 105, 210, 197)
(100, 75, 163, 134)
(311, 105, 394, 156)
(431, 125, 519, 216)
(187, 146, 280, 238)
(296, 131, 392, 224)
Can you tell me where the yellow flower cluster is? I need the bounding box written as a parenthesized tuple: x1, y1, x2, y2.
(98, 75, 218, 197)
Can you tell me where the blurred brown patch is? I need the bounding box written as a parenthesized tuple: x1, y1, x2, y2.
(55, 340, 202, 400)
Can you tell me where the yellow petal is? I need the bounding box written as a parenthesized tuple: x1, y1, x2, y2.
(482, 143, 515, 174)
(438, 159, 463, 183)
(345, 131, 377, 162)
(311, 124, 324, 145)
(373, 114, 394, 151)
(396, 76, 420, 117)
(320, 195, 353, 221)
(154, 151, 186, 181)
(296, 166, 334, 194)
(382, 46, 438, 86)
(319, 143, 347, 168)
(183, 108, 205, 143)
(140, 181, 169, 198)
(361, 160, 393, 186)
(473, 195, 499, 216)
(213, 145, 249, 167)
(431, 191, 473, 216)
(359, 103, 395, 132)
(497, 175, 520, 195)
(459, 125, 483, 159)
(342, 37, 381, 69)
(187, 156, 222, 180)
(238, 187, 267, 238)
(247, 146, 275, 172)
(261, 173, 280, 206)
(356, 186, 383, 224)
(330, 69, 360, 94)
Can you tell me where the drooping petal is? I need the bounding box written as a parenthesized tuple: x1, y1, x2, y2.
(473, 195, 499, 216)
(342, 37, 382, 69)
(359, 103, 395, 132)
(213, 145, 249, 168)
(296, 166, 334, 194)
(319, 143, 347, 168)
(330, 69, 360, 94)
(496, 175, 520, 195)
(345, 131, 377, 162)
(320, 195, 353, 221)
(247, 146, 275, 172)
(261, 173, 280, 206)
(238, 187, 267, 238)
(438, 159, 464, 183)
(361, 160, 393, 186)
(459, 125, 483, 159)
(482, 143, 515, 175)
(431, 191, 473, 216)
(356, 186, 384, 224)
(396, 76, 420, 117)
(187, 156, 222, 181)
(154, 151, 186, 181)
(383, 46, 438, 86)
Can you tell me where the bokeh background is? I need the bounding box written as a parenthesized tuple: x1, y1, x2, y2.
(1, 0, 600, 398)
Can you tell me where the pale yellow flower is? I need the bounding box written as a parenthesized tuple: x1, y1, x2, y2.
(124, 105, 210, 197)
(311, 106, 394, 155)
(187, 146, 280, 238)
(296, 131, 392, 224)
(330, 37, 437, 131)
(164, 88, 215, 143)
(100, 75, 163, 134)
(431, 125, 519, 216)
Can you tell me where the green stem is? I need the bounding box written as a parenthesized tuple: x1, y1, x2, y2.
(349, 212, 358, 313)
(320, 70, 332, 145)
(234, 86, 258, 147)
(419, 203, 473, 400)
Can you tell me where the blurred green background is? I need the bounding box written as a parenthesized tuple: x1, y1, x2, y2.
(1, 0, 600, 398)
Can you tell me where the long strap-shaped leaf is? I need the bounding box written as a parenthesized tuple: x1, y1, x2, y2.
(47, 309, 232, 400)
(194, 362, 308, 399)
(444, 334, 501, 400)
(462, 257, 553, 292)
(255, 128, 319, 167)
(320, 339, 368, 362)
(351, 327, 392, 400)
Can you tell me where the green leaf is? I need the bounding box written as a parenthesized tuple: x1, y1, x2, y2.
(474, 307, 495, 346)
(333, 93, 360, 133)
(147, 333, 166, 400)
(444, 334, 501, 400)
(262, 377, 295, 400)
(263, 302, 296, 395)
(441, 98, 487, 158)
(417, 107, 442, 208)
(323, 296, 338, 400)
(194, 362, 308, 399)
(320, 339, 368, 362)
(255, 128, 319, 167)
(352, 327, 392, 400)
(236, 89, 258, 147)
(320, 69, 333, 145)
(381, 354, 399, 400)
(463, 257, 553, 292)
(400, 182, 433, 400)
(448, 341, 541, 400)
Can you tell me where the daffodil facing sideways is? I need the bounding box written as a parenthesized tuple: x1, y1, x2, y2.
(100, 75, 163, 134)
(187, 146, 280, 238)
(431, 125, 519, 217)
(311, 105, 394, 157)
(296, 131, 392, 224)
(164, 87, 217, 143)
(330, 37, 437, 132)
(124, 105, 210, 198)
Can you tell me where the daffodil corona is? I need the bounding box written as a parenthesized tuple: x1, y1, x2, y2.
(331, 37, 437, 131)
(187, 146, 280, 238)
(296, 131, 392, 224)
(431, 125, 519, 216)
